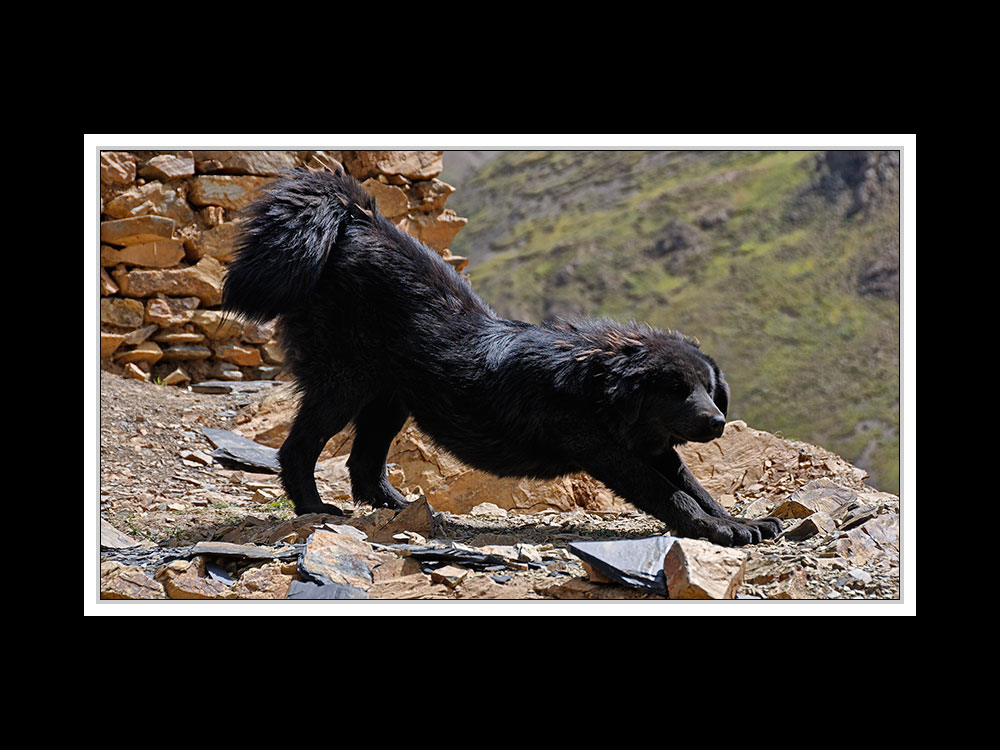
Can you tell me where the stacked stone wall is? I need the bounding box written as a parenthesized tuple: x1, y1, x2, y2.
(99, 150, 467, 385)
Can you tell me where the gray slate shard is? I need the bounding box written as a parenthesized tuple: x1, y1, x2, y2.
(201, 427, 281, 472)
(374, 543, 539, 571)
(205, 561, 235, 586)
(190, 541, 300, 560)
(191, 380, 280, 394)
(287, 580, 370, 599)
(569, 536, 679, 595)
(200, 427, 322, 473)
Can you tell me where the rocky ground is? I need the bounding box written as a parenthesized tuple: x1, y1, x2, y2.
(97, 371, 903, 603)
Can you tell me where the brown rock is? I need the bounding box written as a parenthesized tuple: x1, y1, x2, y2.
(185, 220, 242, 262)
(442, 252, 469, 272)
(241, 320, 275, 344)
(430, 565, 469, 588)
(122, 362, 149, 380)
(100, 520, 147, 549)
(100, 561, 166, 599)
(160, 344, 212, 361)
(101, 267, 119, 295)
(193, 151, 303, 176)
(191, 309, 243, 339)
(836, 512, 899, 564)
(368, 575, 451, 599)
(101, 331, 126, 358)
(139, 153, 195, 180)
(385, 424, 623, 514)
(662, 538, 747, 599)
(101, 215, 176, 246)
(343, 497, 436, 545)
(200, 205, 225, 227)
(115, 340, 163, 365)
(784, 511, 837, 541)
(230, 562, 293, 599)
(361, 179, 409, 218)
(770, 479, 858, 519)
(343, 150, 444, 180)
(102, 181, 195, 225)
(214, 343, 263, 366)
(187, 175, 272, 210)
(101, 297, 145, 328)
(263, 513, 346, 545)
(260, 341, 285, 364)
(154, 558, 234, 599)
(299, 529, 382, 590)
(101, 240, 185, 268)
(123, 324, 158, 345)
(100, 152, 136, 192)
(144, 296, 200, 326)
(406, 179, 455, 213)
(154, 331, 205, 345)
(304, 151, 344, 173)
(162, 367, 191, 385)
(111, 256, 224, 305)
(397, 209, 468, 252)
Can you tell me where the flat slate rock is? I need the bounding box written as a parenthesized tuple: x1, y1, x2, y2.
(190, 541, 300, 560)
(200, 428, 322, 474)
(201, 427, 281, 472)
(287, 580, 369, 599)
(191, 380, 282, 394)
(374, 543, 540, 571)
(569, 536, 679, 595)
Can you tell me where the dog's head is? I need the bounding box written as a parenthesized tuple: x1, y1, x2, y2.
(593, 325, 730, 451)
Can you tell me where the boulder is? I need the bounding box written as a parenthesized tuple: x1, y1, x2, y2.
(298, 529, 382, 590)
(662, 538, 747, 599)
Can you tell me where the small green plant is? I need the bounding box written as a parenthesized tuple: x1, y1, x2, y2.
(265, 494, 294, 512)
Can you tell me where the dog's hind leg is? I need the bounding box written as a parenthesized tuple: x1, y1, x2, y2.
(279, 392, 355, 516)
(347, 393, 411, 510)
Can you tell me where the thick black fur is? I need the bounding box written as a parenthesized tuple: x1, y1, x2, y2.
(223, 168, 781, 547)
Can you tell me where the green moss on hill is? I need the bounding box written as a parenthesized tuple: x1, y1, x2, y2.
(449, 150, 900, 492)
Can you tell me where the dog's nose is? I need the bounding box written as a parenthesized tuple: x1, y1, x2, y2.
(708, 415, 726, 437)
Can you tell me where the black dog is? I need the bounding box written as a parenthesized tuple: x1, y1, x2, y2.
(223, 168, 781, 547)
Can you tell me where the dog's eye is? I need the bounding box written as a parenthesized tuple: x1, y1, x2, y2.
(663, 379, 688, 397)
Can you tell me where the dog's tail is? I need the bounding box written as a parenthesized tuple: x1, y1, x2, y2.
(221, 167, 379, 323)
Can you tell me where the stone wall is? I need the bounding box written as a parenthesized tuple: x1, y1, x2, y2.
(99, 150, 468, 385)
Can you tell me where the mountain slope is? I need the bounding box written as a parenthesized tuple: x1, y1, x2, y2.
(448, 150, 900, 492)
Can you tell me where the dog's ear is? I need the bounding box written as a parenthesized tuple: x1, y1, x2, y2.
(613, 384, 644, 425)
(713, 365, 730, 417)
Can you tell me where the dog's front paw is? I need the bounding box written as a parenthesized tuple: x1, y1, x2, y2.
(295, 502, 346, 517)
(693, 517, 767, 547)
(741, 516, 782, 539)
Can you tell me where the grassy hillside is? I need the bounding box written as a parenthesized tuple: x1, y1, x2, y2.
(449, 150, 900, 493)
